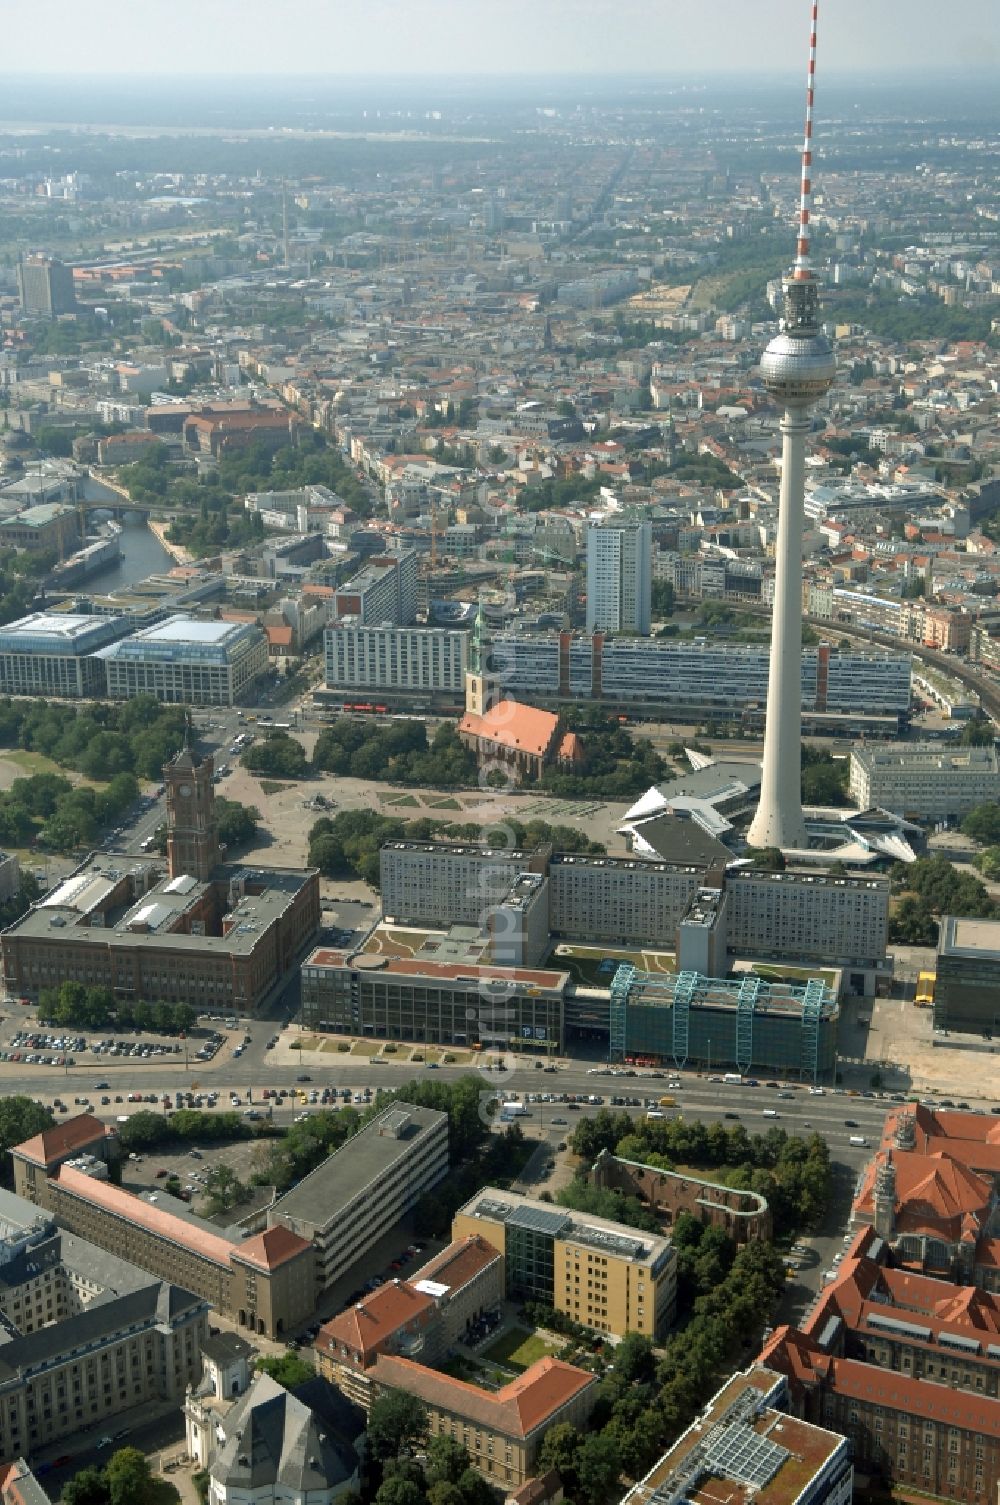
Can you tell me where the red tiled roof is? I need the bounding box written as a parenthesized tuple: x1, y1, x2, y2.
(234, 1225, 312, 1272)
(556, 731, 584, 764)
(458, 700, 561, 760)
(373, 1354, 596, 1439)
(15, 1114, 112, 1168)
(266, 625, 294, 648)
(411, 1235, 501, 1293)
(827, 1354, 1000, 1436)
(854, 1148, 991, 1241)
(319, 1280, 435, 1365)
(55, 1164, 235, 1269)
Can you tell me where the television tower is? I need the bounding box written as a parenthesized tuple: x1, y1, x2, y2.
(745, 0, 836, 852)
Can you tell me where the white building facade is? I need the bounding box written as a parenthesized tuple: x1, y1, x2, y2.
(849, 742, 1000, 820)
(586, 519, 652, 635)
(324, 624, 468, 697)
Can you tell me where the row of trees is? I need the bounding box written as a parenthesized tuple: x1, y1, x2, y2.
(242, 722, 478, 789)
(889, 853, 998, 945)
(0, 695, 187, 784)
(312, 720, 477, 787)
(306, 808, 606, 886)
(37, 981, 196, 1034)
(0, 769, 140, 854)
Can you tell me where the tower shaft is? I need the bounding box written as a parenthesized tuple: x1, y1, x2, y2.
(746, 408, 811, 850)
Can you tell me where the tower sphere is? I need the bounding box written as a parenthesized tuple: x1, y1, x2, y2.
(759, 328, 837, 406)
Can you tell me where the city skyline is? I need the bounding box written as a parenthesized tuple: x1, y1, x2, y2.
(1, 0, 997, 79)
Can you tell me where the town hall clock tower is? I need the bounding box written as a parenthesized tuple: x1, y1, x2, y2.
(164, 745, 219, 882)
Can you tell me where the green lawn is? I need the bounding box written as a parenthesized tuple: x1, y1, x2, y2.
(552, 943, 675, 986)
(481, 1327, 561, 1372)
(747, 963, 837, 988)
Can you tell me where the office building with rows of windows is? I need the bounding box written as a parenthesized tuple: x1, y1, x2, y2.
(453, 1187, 676, 1339)
(725, 868, 890, 972)
(97, 615, 268, 705)
(849, 741, 1000, 821)
(0, 1184, 208, 1459)
(324, 624, 468, 699)
(0, 611, 131, 698)
(487, 633, 912, 720)
(269, 1104, 449, 1291)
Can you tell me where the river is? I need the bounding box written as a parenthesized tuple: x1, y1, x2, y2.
(77, 480, 177, 593)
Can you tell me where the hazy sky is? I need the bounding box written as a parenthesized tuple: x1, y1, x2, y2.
(3, 0, 997, 77)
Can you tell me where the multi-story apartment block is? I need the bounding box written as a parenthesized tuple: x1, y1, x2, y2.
(586, 519, 652, 635)
(621, 1368, 853, 1505)
(16, 256, 76, 317)
(380, 841, 537, 928)
(725, 868, 891, 972)
(488, 633, 911, 719)
(324, 624, 467, 699)
(548, 853, 706, 946)
(97, 616, 268, 705)
(268, 1104, 449, 1290)
(849, 742, 1000, 820)
(0, 1186, 208, 1459)
(0, 612, 130, 698)
(762, 1222, 1000, 1504)
(333, 552, 418, 627)
(453, 1187, 676, 1339)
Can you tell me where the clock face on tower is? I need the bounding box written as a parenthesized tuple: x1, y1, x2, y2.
(179, 784, 192, 797)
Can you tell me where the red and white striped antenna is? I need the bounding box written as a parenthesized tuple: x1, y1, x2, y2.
(793, 0, 819, 282)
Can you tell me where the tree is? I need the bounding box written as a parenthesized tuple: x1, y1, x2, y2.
(256, 1352, 316, 1390)
(242, 732, 308, 779)
(748, 846, 785, 871)
(216, 799, 260, 849)
(962, 803, 1000, 846)
(375, 1480, 425, 1505)
(576, 1432, 622, 1505)
(0, 1096, 53, 1166)
(366, 1391, 428, 1463)
(538, 1423, 583, 1496)
(62, 1468, 110, 1505)
(105, 1448, 152, 1505)
(960, 717, 995, 747)
(425, 1436, 470, 1488)
(974, 846, 1000, 880)
(614, 1332, 656, 1385)
(203, 1162, 250, 1214)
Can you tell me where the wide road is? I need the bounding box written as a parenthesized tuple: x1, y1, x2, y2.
(0, 1047, 908, 1148)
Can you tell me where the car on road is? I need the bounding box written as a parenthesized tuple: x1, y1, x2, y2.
(96, 1437, 113, 1450)
(844, 1119, 859, 1128)
(296, 1074, 312, 1083)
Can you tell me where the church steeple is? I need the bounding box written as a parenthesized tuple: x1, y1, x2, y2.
(465, 604, 499, 717)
